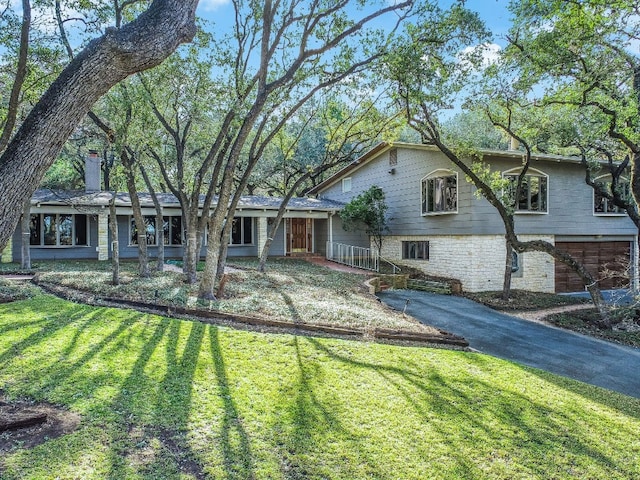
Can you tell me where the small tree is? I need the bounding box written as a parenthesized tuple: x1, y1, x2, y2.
(340, 185, 390, 256)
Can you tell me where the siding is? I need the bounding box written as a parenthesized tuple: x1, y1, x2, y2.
(320, 147, 637, 238)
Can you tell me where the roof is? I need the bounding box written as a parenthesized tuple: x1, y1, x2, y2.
(306, 141, 590, 195)
(31, 189, 345, 211)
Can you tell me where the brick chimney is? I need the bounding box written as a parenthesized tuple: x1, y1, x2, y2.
(85, 150, 101, 192)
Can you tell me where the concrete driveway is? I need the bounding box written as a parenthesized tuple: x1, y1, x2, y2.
(378, 290, 640, 399)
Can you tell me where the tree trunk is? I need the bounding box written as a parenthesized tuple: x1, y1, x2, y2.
(139, 163, 164, 272)
(182, 213, 200, 284)
(502, 240, 513, 300)
(121, 151, 150, 278)
(216, 218, 232, 280)
(0, 0, 31, 154)
(155, 209, 165, 272)
(20, 199, 31, 270)
(0, 0, 198, 252)
(109, 194, 120, 286)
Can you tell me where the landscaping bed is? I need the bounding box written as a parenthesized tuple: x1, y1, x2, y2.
(465, 289, 640, 348)
(6, 258, 463, 346)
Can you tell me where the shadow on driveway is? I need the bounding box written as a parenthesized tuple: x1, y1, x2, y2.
(378, 290, 640, 399)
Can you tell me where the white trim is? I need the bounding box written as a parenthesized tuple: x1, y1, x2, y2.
(420, 169, 458, 216)
(503, 167, 549, 214)
(342, 177, 352, 193)
(592, 174, 630, 216)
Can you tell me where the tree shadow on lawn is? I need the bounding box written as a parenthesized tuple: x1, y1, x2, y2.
(105, 318, 211, 480)
(508, 355, 640, 417)
(208, 327, 255, 480)
(304, 338, 634, 479)
(273, 295, 386, 478)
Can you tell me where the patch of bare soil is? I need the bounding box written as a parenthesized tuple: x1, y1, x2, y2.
(0, 394, 81, 453)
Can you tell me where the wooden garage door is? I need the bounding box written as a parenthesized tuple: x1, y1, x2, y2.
(555, 241, 631, 293)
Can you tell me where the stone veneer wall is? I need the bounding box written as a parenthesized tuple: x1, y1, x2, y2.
(0, 237, 12, 263)
(379, 234, 555, 293)
(98, 213, 109, 261)
(256, 217, 268, 257)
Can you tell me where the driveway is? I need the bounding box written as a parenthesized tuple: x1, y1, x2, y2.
(378, 290, 640, 399)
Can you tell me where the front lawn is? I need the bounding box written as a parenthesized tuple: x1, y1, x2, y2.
(15, 258, 435, 334)
(1, 294, 639, 479)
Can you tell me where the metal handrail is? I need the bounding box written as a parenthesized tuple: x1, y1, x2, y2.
(379, 255, 401, 274)
(326, 241, 379, 272)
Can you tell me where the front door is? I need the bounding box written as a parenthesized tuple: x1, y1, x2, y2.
(287, 218, 312, 254)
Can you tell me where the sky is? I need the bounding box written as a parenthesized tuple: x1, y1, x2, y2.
(196, 0, 514, 38)
(195, 0, 515, 63)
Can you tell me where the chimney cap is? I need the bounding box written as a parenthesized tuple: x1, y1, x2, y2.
(88, 149, 99, 157)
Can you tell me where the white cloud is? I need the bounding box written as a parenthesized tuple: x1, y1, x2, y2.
(460, 43, 502, 68)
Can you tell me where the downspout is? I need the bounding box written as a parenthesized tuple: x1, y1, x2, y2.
(634, 235, 639, 293)
(328, 210, 335, 260)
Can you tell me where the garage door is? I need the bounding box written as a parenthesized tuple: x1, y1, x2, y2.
(554, 241, 631, 293)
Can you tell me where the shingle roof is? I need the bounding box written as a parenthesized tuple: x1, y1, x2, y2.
(31, 189, 344, 211)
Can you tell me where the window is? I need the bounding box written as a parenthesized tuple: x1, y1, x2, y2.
(130, 216, 183, 245)
(402, 241, 429, 260)
(231, 217, 253, 245)
(342, 177, 352, 193)
(421, 170, 457, 214)
(389, 148, 398, 166)
(504, 169, 548, 213)
(511, 251, 523, 278)
(594, 176, 629, 215)
(29, 214, 89, 246)
(511, 251, 520, 273)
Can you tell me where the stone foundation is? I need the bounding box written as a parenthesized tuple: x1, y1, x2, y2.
(379, 234, 555, 293)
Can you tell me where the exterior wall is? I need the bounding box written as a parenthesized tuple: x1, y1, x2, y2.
(315, 218, 328, 255)
(319, 146, 637, 239)
(267, 220, 287, 256)
(380, 234, 555, 293)
(97, 213, 108, 261)
(320, 147, 475, 236)
(328, 214, 370, 248)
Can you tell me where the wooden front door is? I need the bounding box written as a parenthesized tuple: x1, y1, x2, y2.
(287, 218, 312, 254)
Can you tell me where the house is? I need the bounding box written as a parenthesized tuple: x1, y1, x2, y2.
(1, 141, 636, 294)
(0, 152, 343, 265)
(307, 142, 638, 293)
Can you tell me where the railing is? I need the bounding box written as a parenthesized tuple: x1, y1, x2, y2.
(380, 256, 401, 274)
(326, 241, 379, 272)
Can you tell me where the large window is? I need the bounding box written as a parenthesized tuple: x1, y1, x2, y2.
(130, 216, 183, 246)
(504, 169, 548, 213)
(421, 170, 457, 215)
(231, 217, 253, 245)
(30, 214, 88, 246)
(594, 175, 629, 215)
(402, 241, 429, 260)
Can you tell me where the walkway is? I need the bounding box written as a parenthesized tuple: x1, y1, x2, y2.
(378, 290, 640, 399)
(304, 256, 370, 274)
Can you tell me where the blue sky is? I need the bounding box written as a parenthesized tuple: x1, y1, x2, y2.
(196, 0, 514, 43)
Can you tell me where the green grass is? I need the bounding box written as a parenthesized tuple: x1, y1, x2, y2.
(1, 294, 639, 479)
